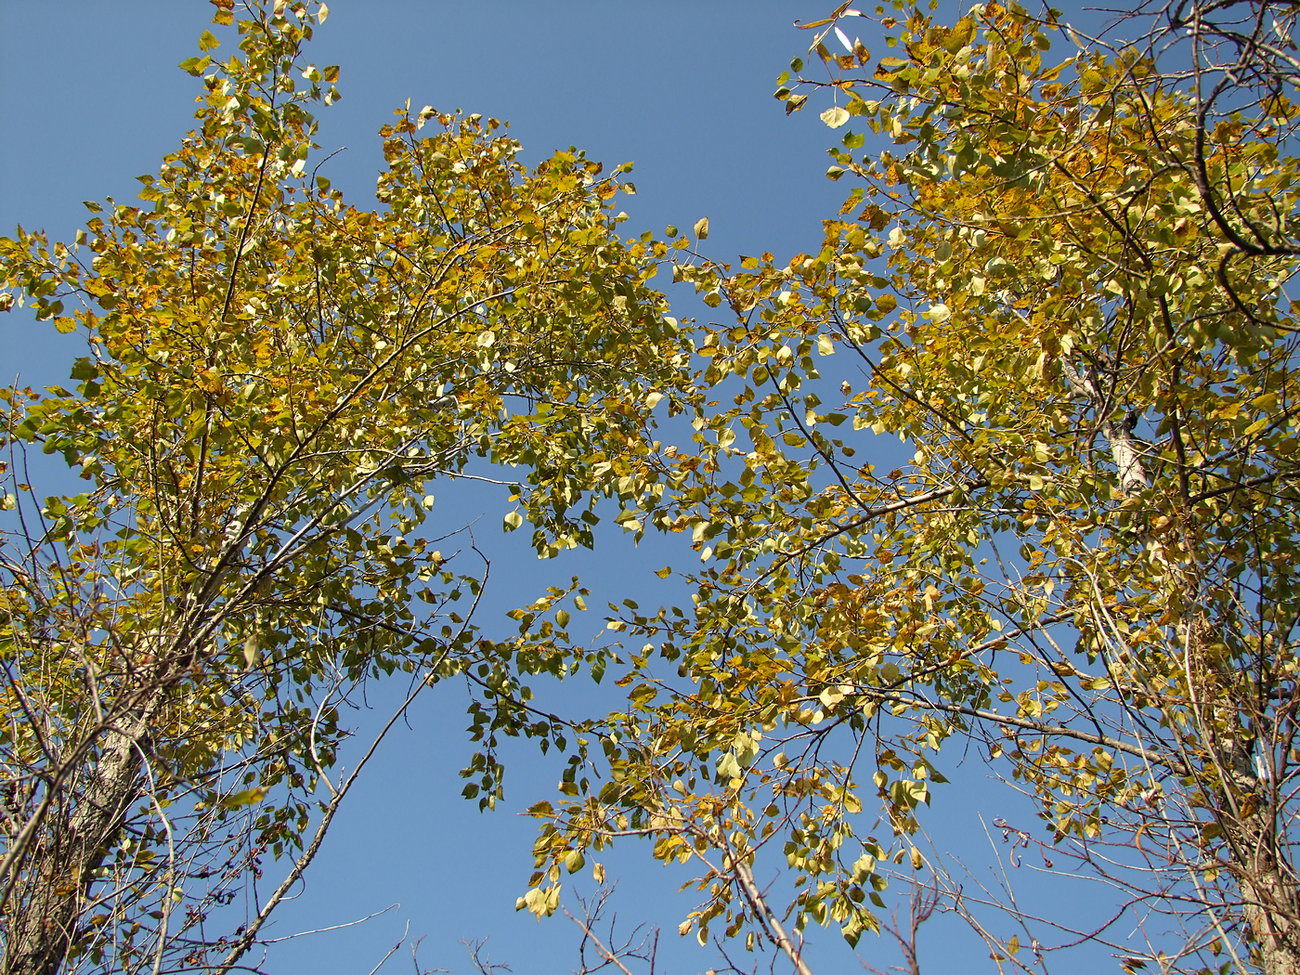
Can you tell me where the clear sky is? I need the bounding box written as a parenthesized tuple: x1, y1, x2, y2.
(0, 3, 1126, 973)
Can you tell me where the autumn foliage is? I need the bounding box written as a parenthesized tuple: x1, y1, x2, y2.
(4, 2, 1300, 975)
(0, 4, 685, 973)
(524, 3, 1300, 973)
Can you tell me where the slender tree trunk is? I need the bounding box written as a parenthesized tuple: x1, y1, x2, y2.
(3, 717, 148, 975)
(1242, 880, 1300, 975)
(1230, 819, 1300, 975)
(1081, 370, 1300, 974)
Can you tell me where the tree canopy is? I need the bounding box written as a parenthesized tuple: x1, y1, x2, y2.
(0, 4, 687, 973)
(523, 2, 1300, 973)
(3, 1, 1300, 974)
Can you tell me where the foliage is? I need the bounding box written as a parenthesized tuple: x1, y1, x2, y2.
(523, 2, 1300, 973)
(0, 3, 688, 973)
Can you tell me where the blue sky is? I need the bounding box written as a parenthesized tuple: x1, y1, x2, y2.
(0, 3, 1138, 973)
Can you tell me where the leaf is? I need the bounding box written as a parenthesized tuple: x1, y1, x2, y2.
(242, 631, 262, 668)
(209, 0, 233, 25)
(716, 752, 743, 780)
(694, 217, 710, 240)
(219, 787, 268, 810)
(821, 106, 851, 128)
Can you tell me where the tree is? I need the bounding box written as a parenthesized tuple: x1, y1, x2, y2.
(522, 2, 1300, 973)
(0, 3, 687, 974)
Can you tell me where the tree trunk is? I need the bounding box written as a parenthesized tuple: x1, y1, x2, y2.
(3, 717, 148, 975)
(1233, 822, 1300, 975)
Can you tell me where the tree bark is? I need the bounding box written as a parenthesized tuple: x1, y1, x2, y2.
(1230, 818, 1300, 975)
(3, 716, 148, 975)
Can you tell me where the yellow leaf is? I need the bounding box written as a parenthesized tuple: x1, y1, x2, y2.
(219, 787, 268, 810)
